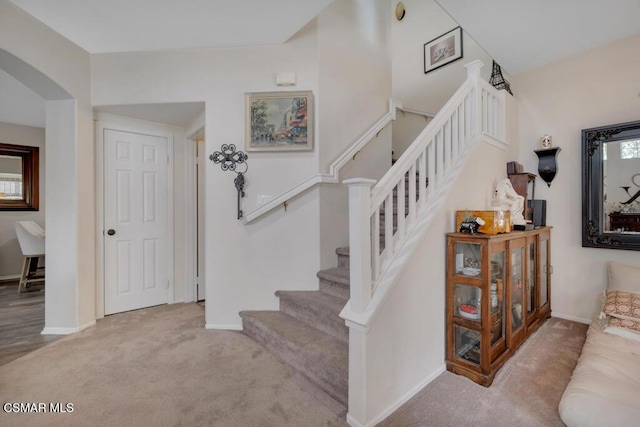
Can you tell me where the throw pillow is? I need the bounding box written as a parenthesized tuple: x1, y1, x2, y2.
(608, 261, 640, 293)
(603, 290, 640, 322)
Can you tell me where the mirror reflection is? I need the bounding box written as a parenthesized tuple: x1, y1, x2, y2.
(603, 139, 640, 233)
(0, 154, 23, 200)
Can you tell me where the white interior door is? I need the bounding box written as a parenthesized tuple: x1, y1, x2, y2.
(196, 135, 206, 301)
(104, 129, 169, 315)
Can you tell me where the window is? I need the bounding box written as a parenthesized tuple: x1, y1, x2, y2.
(621, 139, 640, 159)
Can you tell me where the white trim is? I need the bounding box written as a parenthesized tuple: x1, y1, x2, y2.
(205, 323, 243, 331)
(394, 103, 436, 119)
(184, 132, 197, 303)
(41, 320, 96, 336)
(95, 113, 177, 316)
(242, 99, 397, 223)
(185, 111, 205, 140)
(552, 312, 592, 325)
(0, 274, 20, 282)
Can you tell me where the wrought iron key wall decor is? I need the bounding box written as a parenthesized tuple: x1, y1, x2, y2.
(209, 144, 248, 219)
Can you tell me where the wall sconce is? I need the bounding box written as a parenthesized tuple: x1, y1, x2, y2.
(209, 144, 248, 219)
(534, 135, 561, 187)
(276, 72, 296, 87)
(395, 2, 406, 21)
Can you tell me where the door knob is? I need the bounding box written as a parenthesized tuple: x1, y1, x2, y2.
(107, 229, 116, 236)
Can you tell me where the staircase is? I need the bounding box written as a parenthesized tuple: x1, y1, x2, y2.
(239, 172, 418, 407)
(240, 61, 507, 426)
(239, 248, 351, 405)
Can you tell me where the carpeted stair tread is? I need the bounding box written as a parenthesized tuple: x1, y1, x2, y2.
(240, 310, 348, 404)
(276, 290, 348, 342)
(317, 267, 350, 285)
(317, 267, 350, 299)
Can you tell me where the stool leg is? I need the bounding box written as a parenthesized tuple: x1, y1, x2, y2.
(18, 256, 30, 293)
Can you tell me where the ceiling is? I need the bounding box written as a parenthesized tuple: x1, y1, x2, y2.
(95, 103, 205, 128)
(9, 0, 640, 75)
(9, 0, 334, 53)
(437, 0, 640, 75)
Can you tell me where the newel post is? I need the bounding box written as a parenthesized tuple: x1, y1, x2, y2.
(344, 178, 377, 313)
(464, 60, 484, 136)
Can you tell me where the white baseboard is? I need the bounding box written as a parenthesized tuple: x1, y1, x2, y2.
(205, 323, 243, 331)
(552, 312, 592, 325)
(0, 274, 20, 282)
(347, 364, 446, 427)
(41, 320, 96, 335)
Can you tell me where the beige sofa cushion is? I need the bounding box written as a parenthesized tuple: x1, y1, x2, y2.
(559, 321, 640, 427)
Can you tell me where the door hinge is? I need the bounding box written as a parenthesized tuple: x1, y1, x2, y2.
(166, 280, 170, 289)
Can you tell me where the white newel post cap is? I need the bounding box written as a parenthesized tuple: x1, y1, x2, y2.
(464, 60, 484, 78)
(343, 178, 377, 187)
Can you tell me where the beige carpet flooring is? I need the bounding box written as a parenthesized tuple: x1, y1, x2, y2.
(379, 317, 589, 426)
(0, 304, 588, 427)
(0, 303, 347, 427)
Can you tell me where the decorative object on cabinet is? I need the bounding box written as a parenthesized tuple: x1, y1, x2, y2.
(507, 171, 536, 222)
(456, 210, 510, 235)
(245, 91, 313, 152)
(488, 60, 513, 95)
(534, 147, 561, 187)
(423, 27, 463, 74)
(582, 120, 640, 251)
(446, 227, 552, 386)
(492, 179, 526, 226)
(209, 144, 249, 219)
(541, 134, 552, 149)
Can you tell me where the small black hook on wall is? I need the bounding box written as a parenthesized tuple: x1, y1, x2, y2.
(210, 144, 249, 219)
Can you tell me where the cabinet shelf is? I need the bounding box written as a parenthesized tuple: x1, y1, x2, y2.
(446, 227, 552, 386)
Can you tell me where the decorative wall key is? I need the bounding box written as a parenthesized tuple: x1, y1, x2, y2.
(210, 144, 248, 219)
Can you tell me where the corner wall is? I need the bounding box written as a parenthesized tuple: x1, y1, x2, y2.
(391, 0, 495, 114)
(511, 32, 640, 323)
(0, 0, 94, 331)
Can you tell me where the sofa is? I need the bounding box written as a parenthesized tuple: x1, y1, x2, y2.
(558, 261, 640, 427)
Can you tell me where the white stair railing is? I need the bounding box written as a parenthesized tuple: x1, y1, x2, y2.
(342, 60, 507, 426)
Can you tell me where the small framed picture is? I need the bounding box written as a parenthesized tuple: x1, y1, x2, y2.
(424, 27, 463, 74)
(245, 91, 313, 152)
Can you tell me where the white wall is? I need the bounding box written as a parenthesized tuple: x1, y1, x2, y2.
(391, 0, 496, 114)
(0, 121, 45, 279)
(317, 0, 393, 269)
(91, 0, 393, 328)
(511, 32, 640, 323)
(0, 0, 95, 332)
(392, 111, 431, 160)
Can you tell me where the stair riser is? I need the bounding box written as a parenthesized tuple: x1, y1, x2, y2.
(242, 316, 347, 404)
(279, 298, 348, 342)
(319, 277, 350, 300)
(337, 253, 349, 268)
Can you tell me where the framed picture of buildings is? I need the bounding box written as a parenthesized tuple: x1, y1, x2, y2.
(245, 91, 313, 152)
(424, 27, 463, 74)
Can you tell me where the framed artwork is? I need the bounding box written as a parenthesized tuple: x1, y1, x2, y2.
(424, 27, 463, 74)
(245, 91, 313, 152)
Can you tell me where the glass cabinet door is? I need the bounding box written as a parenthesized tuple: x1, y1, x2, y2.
(511, 245, 524, 334)
(454, 325, 481, 366)
(490, 250, 505, 346)
(539, 232, 550, 314)
(526, 240, 537, 322)
(454, 284, 481, 322)
(454, 242, 482, 278)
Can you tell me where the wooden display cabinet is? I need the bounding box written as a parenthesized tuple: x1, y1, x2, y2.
(446, 227, 552, 386)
